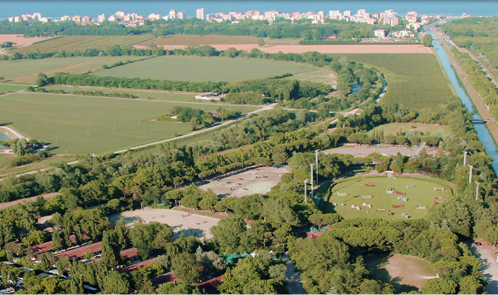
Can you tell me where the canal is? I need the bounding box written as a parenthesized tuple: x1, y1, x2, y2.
(429, 29, 498, 173)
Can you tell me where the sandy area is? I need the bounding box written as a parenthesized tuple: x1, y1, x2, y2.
(109, 208, 220, 240)
(0, 192, 58, 210)
(470, 237, 498, 294)
(0, 34, 50, 47)
(323, 143, 442, 157)
(199, 166, 291, 198)
(383, 254, 437, 290)
(134, 43, 433, 54)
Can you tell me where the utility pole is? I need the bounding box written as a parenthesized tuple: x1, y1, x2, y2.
(469, 165, 473, 184)
(304, 180, 308, 203)
(310, 164, 314, 197)
(315, 149, 319, 184)
(463, 151, 468, 166)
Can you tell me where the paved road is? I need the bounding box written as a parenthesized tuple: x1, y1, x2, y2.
(468, 238, 498, 294)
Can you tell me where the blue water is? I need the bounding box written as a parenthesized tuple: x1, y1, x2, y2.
(0, 132, 8, 149)
(0, 1, 497, 19)
(429, 29, 498, 173)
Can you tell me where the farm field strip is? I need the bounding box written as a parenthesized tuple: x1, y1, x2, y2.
(12, 35, 156, 53)
(322, 176, 453, 220)
(137, 34, 263, 46)
(0, 84, 28, 95)
(368, 122, 454, 138)
(0, 92, 258, 154)
(336, 54, 454, 110)
(93, 55, 321, 82)
(0, 56, 145, 84)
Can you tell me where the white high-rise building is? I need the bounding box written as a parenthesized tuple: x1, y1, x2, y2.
(196, 8, 205, 20)
(169, 9, 176, 19)
(97, 14, 106, 22)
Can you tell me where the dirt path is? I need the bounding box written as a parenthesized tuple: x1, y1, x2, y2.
(282, 254, 306, 294)
(0, 126, 28, 140)
(0, 192, 58, 210)
(468, 238, 498, 294)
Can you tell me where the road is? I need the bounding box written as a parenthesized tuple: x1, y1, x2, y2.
(468, 238, 498, 294)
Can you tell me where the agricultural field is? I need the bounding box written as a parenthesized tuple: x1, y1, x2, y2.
(321, 176, 453, 220)
(44, 85, 200, 102)
(282, 67, 336, 87)
(11, 35, 155, 53)
(337, 54, 454, 110)
(0, 84, 27, 95)
(0, 56, 145, 84)
(0, 92, 257, 154)
(93, 55, 320, 82)
(137, 34, 263, 46)
(368, 123, 454, 138)
(0, 34, 52, 47)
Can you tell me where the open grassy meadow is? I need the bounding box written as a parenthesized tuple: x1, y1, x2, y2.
(337, 54, 454, 110)
(321, 176, 453, 220)
(0, 92, 257, 154)
(0, 56, 145, 84)
(93, 56, 320, 82)
(139, 35, 263, 46)
(12, 35, 155, 54)
(368, 123, 454, 138)
(0, 84, 27, 95)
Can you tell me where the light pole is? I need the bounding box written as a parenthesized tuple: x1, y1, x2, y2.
(304, 180, 308, 203)
(315, 149, 319, 184)
(475, 181, 480, 200)
(463, 151, 468, 166)
(310, 164, 314, 197)
(469, 165, 473, 184)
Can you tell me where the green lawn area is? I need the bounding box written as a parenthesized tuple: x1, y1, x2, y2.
(93, 56, 320, 82)
(141, 35, 263, 46)
(368, 123, 454, 138)
(335, 54, 454, 110)
(0, 56, 145, 84)
(0, 92, 258, 154)
(0, 154, 77, 176)
(321, 176, 453, 220)
(0, 84, 27, 95)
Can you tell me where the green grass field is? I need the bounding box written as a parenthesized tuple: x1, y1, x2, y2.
(368, 123, 454, 138)
(140, 35, 263, 46)
(283, 67, 336, 86)
(93, 56, 320, 82)
(322, 176, 453, 220)
(12, 35, 155, 54)
(336, 54, 454, 110)
(0, 56, 145, 84)
(0, 92, 258, 154)
(0, 84, 27, 94)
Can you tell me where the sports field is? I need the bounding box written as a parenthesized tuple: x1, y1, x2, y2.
(336, 54, 454, 110)
(322, 176, 453, 220)
(0, 84, 27, 95)
(0, 92, 257, 154)
(0, 56, 145, 84)
(12, 35, 155, 53)
(93, 56, 319, 82)
(368, 123, 454, 138)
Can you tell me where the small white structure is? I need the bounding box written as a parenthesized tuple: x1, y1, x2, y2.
(374, 29, 386, 38)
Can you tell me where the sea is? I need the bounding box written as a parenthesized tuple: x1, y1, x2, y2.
(0, 1, 498, 20)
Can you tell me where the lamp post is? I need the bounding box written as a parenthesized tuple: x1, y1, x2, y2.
(310, 164, 314, 197)
(315, 149, 319, 184)
(469, 165, 473, 184)
(304, 180, 308, 203)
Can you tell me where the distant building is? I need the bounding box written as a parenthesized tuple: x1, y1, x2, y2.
(97, 14, 106, 22)
(115, 11, 125, 18)
(169, 9, 176, 19)
(374, 29, 386, 38)
(177, 11, 185, 19)
(60, 15, 71, 21)
(148, 13, 161, 20)
(343, 10, 352, 17)
(329, 10, 342, 20)
(196, 8, 205, 20)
